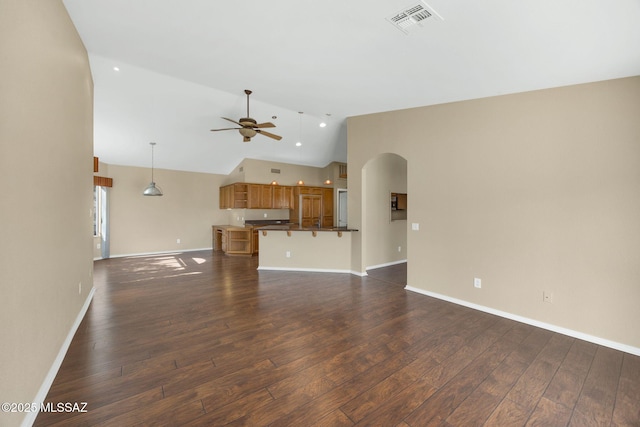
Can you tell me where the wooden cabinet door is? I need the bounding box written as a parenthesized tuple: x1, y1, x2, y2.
(219, 186, 227, 209)
(301, 195, 322, 227)
(284, 186, 293, 209)
(248, 184, 261, 208)
(252, 229, 259, 254)
(322, 188, 334, 227)
(273, 186, 283, 208)
(273, 186, 292, 209)
(261, 185, 273, 209)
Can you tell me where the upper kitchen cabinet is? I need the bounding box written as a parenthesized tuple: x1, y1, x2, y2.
(272, 185, 293, 209)
(221, 182, 295, 210)
(220, 183, 249, 209)
(220, 183, 333, 223)
(248, 184, 274, 209)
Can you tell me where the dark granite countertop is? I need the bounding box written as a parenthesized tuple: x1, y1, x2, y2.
(258, 224, 358, 232)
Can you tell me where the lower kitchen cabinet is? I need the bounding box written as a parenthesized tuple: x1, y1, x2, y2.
(213, 226, 254, 256)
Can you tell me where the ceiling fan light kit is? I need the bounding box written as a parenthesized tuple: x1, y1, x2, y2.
(211, 90, 282, 142)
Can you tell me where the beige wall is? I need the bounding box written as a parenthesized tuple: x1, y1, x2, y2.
(106, 165, 228, 256)
(235, 158, 335, 187)
(258, 231, 352, 272)
(0, 2, 94, 426)
(348, 76, 640, 350)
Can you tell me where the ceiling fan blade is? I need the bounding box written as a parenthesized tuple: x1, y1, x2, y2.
(256, 129, 282, 141)
(255, 122, 276, 128)
(211, 127, 241, 131)
(221, 117, 242, 126)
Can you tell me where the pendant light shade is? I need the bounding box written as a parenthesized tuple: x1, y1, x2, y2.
(143, 142, 163, 196)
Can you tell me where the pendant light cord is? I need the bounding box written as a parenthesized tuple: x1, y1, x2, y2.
(150, 142, 156, 182)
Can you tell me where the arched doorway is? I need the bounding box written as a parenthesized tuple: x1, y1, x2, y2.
(361, 153, 408, 273)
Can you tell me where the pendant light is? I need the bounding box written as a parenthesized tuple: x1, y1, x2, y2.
(143, 142, 163, 196)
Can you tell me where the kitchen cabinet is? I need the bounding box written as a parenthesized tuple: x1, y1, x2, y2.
(252, 228, 259, 255)
(291, 186, 334, 227)
(221, 183, 294, 210)
(247, 184, 260, 208)
(301, 194, 322, 227)
(213, 226, 253, 256)
(272, 185, 293, 209)
(322, 188, 334, 228)
(248, 184, 275, 209)
(219, 183, 249, 209)
(219, 183, 332, 225)
(260, 185, 273, 209)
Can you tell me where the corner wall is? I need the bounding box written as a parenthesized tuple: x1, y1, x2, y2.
(348, 76, 640, 351)
(0, 2, 94, 426)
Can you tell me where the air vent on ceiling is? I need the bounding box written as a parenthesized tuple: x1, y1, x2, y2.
(270, 168, 281, 174)
(387, 0, 443, 34)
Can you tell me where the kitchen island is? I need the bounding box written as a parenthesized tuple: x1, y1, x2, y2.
(257, 225, 358, 273)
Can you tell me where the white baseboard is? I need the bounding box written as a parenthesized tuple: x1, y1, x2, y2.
(257, 266, 353, 274)
(108, 248, 212, 258)
(21, 287, 96, 427)
(366, 259, 407, 271)
(405, 286, 640, 357)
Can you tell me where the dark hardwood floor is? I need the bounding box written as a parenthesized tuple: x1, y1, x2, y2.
(35, 251, 639, 426)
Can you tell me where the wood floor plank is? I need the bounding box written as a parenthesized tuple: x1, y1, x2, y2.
(403, 337, 518, 426)
(484, 398, 532, 426)
(525, 397, 573, 427)
(569, 346, 624, 426)
(543, 339, 597, 410)
(612, 353, 640, 426)
(33, 252, 640, 427)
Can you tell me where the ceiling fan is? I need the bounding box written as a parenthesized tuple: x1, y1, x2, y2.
(211, 89, 282, 142)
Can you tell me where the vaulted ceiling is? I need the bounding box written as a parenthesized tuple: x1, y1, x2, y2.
(63, 0, 640, 175)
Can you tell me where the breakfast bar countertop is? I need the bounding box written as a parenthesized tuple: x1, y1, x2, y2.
(257, 224, 358, 232)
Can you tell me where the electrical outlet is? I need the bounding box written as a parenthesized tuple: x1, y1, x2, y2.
(412, 223, 420, 231)
(474, 278, 482, 288)
(176, 238, 181, 244)
(96, 243, 101, 249)
(264, 213, 268, 218)
(286, 251, 291, 258)
(398, 246, 401, 252)
(543, 291, 553, 303)
(78, 282, 82, 294)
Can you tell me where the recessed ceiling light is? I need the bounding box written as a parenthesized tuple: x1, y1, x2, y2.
(113, 66, 120, 71)
(296, 142, 302, 147)
(319, 122, 327, 128)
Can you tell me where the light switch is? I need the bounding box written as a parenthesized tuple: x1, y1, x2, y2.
(411, 223, 420, 231)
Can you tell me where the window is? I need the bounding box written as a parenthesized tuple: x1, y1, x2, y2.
(94, 185, 103, 237)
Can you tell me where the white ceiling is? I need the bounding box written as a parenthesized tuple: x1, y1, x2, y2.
(62, 0, 640, 175)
